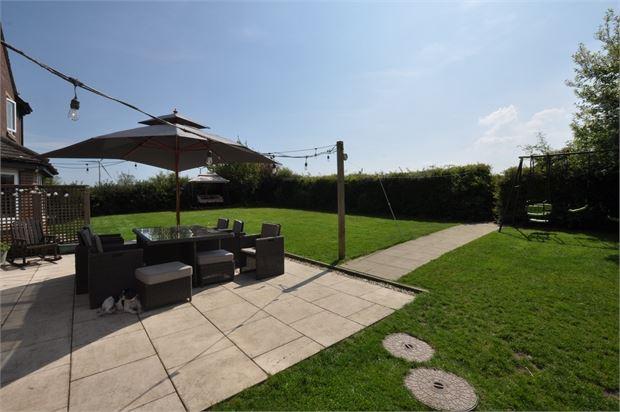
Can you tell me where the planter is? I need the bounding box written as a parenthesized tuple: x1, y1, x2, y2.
(0, 251, 7, 266)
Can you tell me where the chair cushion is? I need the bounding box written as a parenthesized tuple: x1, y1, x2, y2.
(135, 261, 193, 285)
(241, 247, 256, 256)
(197, 249, 234, 265)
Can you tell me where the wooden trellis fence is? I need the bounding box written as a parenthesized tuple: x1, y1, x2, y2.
(0, 185, 90, 244)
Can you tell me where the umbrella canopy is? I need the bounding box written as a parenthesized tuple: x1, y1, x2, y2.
(43, 111, 273, 225)
(189, 173, 230, 184)
(43, 112, 271, 171)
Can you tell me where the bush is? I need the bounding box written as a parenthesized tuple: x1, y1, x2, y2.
(91, 172, 191, 216)
(90, 164, 496, 222)
(257, 164, 495, 221)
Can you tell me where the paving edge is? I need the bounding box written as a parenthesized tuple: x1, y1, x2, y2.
(284, 252, 429, 294)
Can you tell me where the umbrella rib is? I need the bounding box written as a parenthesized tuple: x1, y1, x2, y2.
(121, 137, 175, 160)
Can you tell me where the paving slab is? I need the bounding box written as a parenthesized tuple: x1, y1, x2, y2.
(0, 336, 70, 385)
(360, 287, 415, 310)
(69, 355, 175, 412)
(233, 282, 283, 307)
(254, 336, 323, 375)
(151, 322, 233, 370)
(131, 392, 185, 411)
(191, 287, 245, 312)
(1, 311, 72, 352)
(170, 345, 267, 411)
(347, 304, 394, 326)
(263, 294, 324, 325)
(227, 316, 302, 358)
(0, 363, 70, 412)
(200, 300, 269, 333)
(313, 292, 374, 317)
(71, 329, 155, 380)
(72, 313, 141, 347)
(291, 311, 364, 347)
(342, 222, 496, 280)
(289, 282, 340, 302)
(140, 305, 206, 339)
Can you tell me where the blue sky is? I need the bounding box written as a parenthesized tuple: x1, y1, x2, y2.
(1, 1, 615, 184)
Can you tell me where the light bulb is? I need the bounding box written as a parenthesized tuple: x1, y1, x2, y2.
(68, 85, 80, 121)
(68, 97, 80, 121)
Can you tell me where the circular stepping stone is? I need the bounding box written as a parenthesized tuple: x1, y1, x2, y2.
(404, 368, 478, 411)
(382, 333, 434, 362)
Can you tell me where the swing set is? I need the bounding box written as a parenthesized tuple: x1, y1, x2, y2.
(498, 150, 617, 232)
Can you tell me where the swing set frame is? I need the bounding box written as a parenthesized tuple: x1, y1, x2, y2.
(498, 149, 614, 232)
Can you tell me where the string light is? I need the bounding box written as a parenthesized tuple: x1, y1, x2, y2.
(68, 84, 80, 121)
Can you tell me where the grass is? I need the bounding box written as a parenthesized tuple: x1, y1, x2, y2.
(90, 207, 454, 263)
(214, 227, 619, 410)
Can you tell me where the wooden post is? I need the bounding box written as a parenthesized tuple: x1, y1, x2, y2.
(336, 141, 346, 260)
(83, 187, 91, 225)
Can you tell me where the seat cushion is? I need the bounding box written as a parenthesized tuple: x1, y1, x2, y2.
(135, 261, 193, 285)
(241, 247, 256, 256)
(197, 249, 234, 265)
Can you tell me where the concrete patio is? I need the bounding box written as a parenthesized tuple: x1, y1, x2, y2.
(0, 255, 414, 411)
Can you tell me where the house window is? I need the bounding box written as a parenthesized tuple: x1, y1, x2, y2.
(6, 97, 17, 133)
(1, 171, 19, 218)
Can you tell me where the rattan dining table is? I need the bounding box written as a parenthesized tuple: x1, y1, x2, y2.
(133, 225, 234, 286)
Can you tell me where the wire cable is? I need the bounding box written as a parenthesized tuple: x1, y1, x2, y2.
(0, 40, 224, 143)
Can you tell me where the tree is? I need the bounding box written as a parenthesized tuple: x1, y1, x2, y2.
(566, 9, 619, 159)
(520, 132, 552, 155)
(116, 172, 136, 186)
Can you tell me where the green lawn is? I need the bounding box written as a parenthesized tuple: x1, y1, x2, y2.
(214, 228, 619, 410)
(90, 207, 454, 263)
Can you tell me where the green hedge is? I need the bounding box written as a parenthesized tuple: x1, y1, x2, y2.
(90, 164, 496, 222)
(257, 164, 495, 221)
(91, 173, 192, 216)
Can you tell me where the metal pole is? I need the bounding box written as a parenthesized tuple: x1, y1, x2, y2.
(336, 141, 346, 260)
(98, 161, 101, 185)
(175, 137, 181, 227)
(499, 157, 524, 232)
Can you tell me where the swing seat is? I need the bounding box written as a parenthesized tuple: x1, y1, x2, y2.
(529, 218, 550, 223)
(526, 202, 552, 223)
(568, 204, 588, 214)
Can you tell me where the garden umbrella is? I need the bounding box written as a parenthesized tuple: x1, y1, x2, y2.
(43, 111, 273, 225)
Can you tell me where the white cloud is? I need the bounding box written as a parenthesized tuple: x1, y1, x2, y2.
(478, 105, 518, 128)
(475, 105, 571, 149)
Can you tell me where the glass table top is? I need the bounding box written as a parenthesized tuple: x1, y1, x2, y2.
(133, 225, 230, 242)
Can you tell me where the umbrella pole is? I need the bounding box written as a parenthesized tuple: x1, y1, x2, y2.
(175, 139, 181, 227)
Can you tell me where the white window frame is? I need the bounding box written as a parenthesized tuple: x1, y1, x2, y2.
(6, 97, 17, 133)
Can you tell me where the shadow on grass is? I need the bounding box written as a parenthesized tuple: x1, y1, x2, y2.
(500, 226, 618, 250)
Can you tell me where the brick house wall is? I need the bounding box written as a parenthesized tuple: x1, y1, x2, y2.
(1, 30, 24, 146)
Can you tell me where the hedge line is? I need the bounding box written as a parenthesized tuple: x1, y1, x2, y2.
(256, 164, 495, 221)
(90, 161, 617, 229)
(91, 164, 495, 221)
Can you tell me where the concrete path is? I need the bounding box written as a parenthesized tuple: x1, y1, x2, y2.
(342, 223, 497, 281)
(0, 255, 413, 412)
